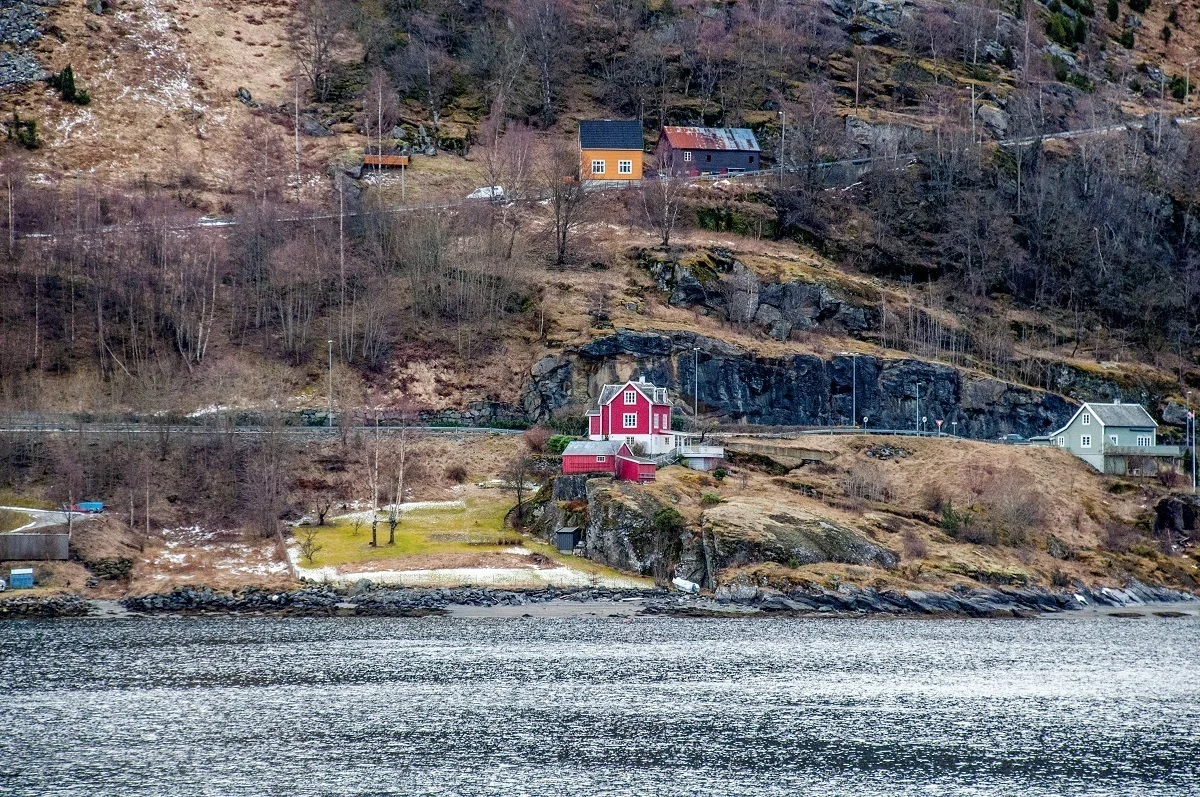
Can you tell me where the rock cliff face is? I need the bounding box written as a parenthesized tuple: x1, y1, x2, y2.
(641, 248, 875, 341)
(523, 329, 1076, 439)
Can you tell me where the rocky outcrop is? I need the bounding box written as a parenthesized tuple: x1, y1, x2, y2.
(688, 503, 899, 587)
(583, 478, 680, 577)
(641, 249, 875, 340)
(541, 477, 897, 587)
(522, 328, 1075, 438)
(643, 579, 1198, 617)
(1154, 495, 1198, 550)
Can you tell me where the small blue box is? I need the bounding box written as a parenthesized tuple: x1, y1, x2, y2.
(9, 568, 34, 589)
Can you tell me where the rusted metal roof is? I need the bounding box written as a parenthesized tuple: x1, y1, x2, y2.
(661, 126, 760, 152)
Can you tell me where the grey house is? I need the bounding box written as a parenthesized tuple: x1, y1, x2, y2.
(657, 126, 760, 175)
(1039, 402, 1182, 475)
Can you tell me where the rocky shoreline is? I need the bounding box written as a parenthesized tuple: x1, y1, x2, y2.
(644, 580, 1198, 618)
(1, 580, 1194, 620)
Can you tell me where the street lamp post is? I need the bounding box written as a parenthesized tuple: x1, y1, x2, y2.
(778, 110, 786, 186)
(914, 383, 920, 435)
(1189, 390, 1196, 494)
(952, 420, 958, 437)
(839, 352, 857, 427)
(327, 339, 334, 428)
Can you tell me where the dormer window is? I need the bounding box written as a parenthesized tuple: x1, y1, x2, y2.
(624, 390, 636, 404)
(1081, 413, 1090, 426)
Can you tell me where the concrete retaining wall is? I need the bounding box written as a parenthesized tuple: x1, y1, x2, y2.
(0, 533, 70, 561)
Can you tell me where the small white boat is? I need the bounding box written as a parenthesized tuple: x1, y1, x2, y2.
(672, 577, 700, 595)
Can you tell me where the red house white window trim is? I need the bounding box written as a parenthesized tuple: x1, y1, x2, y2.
(623, 413, 637, 429)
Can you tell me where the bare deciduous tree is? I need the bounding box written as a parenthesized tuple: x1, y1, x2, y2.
(537, 140, 590, 266)
(288, 0, 350, 102)
(641, 151, 687, 247)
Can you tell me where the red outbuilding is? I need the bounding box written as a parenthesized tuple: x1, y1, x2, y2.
(561, 440, 656, 483)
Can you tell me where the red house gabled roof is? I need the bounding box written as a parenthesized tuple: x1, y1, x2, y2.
(597, 379, 670, 407)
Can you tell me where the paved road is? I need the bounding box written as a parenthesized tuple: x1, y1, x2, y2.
(15, 109, 1196, 243)
(0, 506, 79, 532)
(0, 422, 522, 438)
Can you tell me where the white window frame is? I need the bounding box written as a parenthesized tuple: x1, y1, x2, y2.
(653, 414, 660, 429)
(1081, 435, 1091, 448)
(626, 436, 635, 446)
(591, 160, 606, 175)
(683, 151, 692, 162)
(596, 455, 606, 462)
(624, 390, 636, 404)
(623, 413, 637, 429)
(618, 159, 633, 175)
(1081, 413, 1091, 426)
(1137, 435, 1152, 447)
(1110, 435, 1119, 446)
(1057, 436, 1065, 447)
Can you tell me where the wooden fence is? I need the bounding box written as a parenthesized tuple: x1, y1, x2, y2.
(0, 532, 70, 561)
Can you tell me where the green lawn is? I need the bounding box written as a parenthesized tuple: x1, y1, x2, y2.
(298, 496, 518, 568)
(0, 509, 31, 533)
(0, 489, 54, 510)
(293, 497, 654, 586)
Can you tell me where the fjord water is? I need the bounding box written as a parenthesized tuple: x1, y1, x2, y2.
(1, 616, 1197, 796)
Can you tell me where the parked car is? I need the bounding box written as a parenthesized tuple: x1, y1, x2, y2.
(0, 577, 6, 592)
(465, 185, 505, 201)
(998, 433, 1026, 443)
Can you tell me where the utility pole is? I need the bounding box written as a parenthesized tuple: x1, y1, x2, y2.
(839, 352, 857, 426)
(970, 84, 976, 144)
(327, 339, 333, 427)
(851, 355, 856, 427)
(293, 77, 302, 203)
(1189, 390, 1196, 494)
(915, 383, 920, 435)
(855, 62, 860, 110)
(778, 110, 786, 186)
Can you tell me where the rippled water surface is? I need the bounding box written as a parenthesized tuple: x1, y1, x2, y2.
(1, 615, 1198, 796)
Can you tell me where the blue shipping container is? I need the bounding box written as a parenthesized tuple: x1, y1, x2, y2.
(9, 568, 34, 589)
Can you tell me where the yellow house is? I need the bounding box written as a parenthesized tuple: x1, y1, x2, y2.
(578, 119, 644, 181)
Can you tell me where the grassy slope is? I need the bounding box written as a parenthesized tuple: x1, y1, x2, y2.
(645, 435, 1199, 591)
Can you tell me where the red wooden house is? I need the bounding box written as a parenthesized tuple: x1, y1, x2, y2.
(585, 377, 676, 456)
(561, 440, 656, 483)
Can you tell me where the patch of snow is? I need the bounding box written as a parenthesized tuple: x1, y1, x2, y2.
(331, 500, 465, 523)
(288, 557, 645, 589)
(55, 110, 95, 142)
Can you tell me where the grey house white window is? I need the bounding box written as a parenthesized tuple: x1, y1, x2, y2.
(1081, 435, 1092, 448)
(1082, 413, 1091, 425)
(1057, 436, 1065, 446)
(1137, 435, 1152, 446)
(1110, 435, 1118, 446)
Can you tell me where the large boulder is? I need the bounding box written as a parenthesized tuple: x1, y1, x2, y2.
(699, 499, 900, 573)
